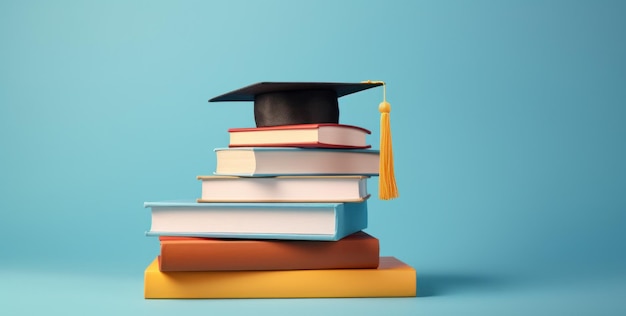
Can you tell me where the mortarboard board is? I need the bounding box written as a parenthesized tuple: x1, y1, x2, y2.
(209, 81, 398, 200)
(209, 82, 383, 127)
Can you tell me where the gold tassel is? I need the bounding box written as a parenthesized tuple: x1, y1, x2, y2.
(363, 80, 398, 200)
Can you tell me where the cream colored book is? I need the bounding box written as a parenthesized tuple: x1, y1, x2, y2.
(214, 147, 379, 176)
(228, 123, 371, 149)
(197, 175, 369, 202)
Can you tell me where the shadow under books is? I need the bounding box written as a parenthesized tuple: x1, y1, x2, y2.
(418, 272, 514, 297)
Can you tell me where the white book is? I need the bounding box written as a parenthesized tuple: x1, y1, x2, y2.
(197, 175, 370, 202)
(144, 201, 368, 241)
(214, 147, 380, 176)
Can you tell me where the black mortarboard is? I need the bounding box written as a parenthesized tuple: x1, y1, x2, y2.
(209, 81, 398, 200)
(208, 82, 383, 127)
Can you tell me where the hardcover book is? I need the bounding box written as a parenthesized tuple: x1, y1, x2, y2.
(144, 201, 367, 241)
(197, 175, 369, 202)
(145, 256, 416, 298)
(228, 123, 371, 148)
(158, 231, 379, 272)
(214, 147, 379, 176)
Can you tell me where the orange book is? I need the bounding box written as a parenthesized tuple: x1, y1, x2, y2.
(158, 231, 379, 272)
(145, 256, 416, 298)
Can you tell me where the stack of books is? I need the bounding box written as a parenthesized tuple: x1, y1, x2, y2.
(143, 123, 416, 298)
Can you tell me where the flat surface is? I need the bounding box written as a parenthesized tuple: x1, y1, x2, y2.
(3, 262, 625, 315)
(1, 0, 625, 315)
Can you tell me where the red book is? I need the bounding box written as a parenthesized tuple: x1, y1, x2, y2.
(158, 231, 380, 271)
(228, 123, 371, 148)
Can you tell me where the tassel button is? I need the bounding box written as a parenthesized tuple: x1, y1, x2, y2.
(379, 101, 391, 113)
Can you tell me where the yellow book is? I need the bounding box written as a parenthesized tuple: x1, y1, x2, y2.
(144, 256, 416, 299)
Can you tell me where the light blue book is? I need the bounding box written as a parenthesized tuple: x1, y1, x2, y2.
(214, 147, 380, 176)
(144, 201, 368, 241)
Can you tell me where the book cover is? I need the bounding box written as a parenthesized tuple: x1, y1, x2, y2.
(214, 147, 380, 176)
(158, 231, 379, 272)
(144, 201, 367, 241)
(228, 123, 371, 149)
(145, 256, 416, 298)
(197, 175, 369, 203)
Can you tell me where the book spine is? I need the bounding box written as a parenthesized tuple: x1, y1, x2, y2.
(336, 202, 368, 240)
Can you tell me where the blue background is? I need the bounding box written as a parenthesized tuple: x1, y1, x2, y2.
(1, 0, 625, 315)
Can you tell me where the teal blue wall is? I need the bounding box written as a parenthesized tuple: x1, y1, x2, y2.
(1, 1, 625, 314)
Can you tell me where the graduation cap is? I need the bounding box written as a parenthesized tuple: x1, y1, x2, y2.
(209, 81, 398, 200)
